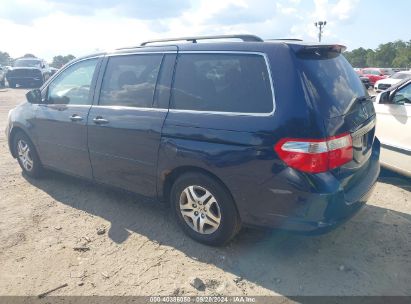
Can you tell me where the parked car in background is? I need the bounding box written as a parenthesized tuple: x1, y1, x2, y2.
(6, 35, 380, 245)
(359, 75, 371, 89)
(3, 66, 12, 73)
(374, 78, 411, 177)
(360, 68, 391, 85)
(6, 57, 51, 88)
(0, 65, 5, 87)
(50, 67, 59, 75)
(374, 71, 411, 92)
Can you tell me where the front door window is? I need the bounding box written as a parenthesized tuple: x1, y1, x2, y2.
(393, 84, 411, 104)
(47, 59, 98, 105)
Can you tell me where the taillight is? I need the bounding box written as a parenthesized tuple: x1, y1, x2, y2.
(274, 133, 353, 173)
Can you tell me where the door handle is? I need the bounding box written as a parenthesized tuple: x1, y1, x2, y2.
(70, 114, 83, 122)
(93, 116, 109, 125)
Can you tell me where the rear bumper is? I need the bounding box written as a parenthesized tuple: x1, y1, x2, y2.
(271, 180, 376, 234)
(241, 138, 380, 233)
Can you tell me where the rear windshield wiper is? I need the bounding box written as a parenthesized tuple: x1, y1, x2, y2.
(353, 96, 371, 103)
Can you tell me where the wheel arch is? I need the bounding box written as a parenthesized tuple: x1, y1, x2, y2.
(9, 126, 34, 158)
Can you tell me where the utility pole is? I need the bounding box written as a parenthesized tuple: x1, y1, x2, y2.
(314, 21, 327, 42)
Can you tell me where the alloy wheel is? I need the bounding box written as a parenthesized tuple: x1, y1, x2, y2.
(17, 139, 34, 172)
(179, 185, 221, 234)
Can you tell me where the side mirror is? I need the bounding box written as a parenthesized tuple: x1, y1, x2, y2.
(26, 89, 42, 104)
(378, 91, 391, 104)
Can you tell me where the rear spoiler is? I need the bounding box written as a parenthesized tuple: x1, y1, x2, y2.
(290, 44, 347, 59)
(290, 44, 347, 55)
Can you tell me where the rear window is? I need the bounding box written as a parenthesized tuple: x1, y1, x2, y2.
(14, 59, 42, 68)
(171, 53, 273, 113)
(298, 52, 367, 117)
(99, 54, 163, 108)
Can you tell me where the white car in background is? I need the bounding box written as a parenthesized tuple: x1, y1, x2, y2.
(0, 65, 5, 87)
(374, 79, 411, 177)
(374, 71, 411, 92)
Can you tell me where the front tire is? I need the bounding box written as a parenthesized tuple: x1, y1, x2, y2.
(13, 132, 43, 178)
(8, 81, 16, 88)
(171, 173, 241, 246)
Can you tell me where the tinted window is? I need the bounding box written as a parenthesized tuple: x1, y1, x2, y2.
(14, 59, 42, 68)
(394, 83, 411, 104)
(99, 54, 163, 108)
(171, 53, 273, 113)
(48, 58, 98, 105)
(298, 53, 367, 117)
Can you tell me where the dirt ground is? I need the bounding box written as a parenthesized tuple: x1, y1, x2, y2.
(0, 88, 410, 297)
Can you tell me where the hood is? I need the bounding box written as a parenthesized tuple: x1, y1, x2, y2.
(375, 78, 400, 86)
(9, 67, 42, 71)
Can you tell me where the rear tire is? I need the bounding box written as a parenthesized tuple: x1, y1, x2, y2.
(171, 172, 241, 246)
(13, 131, 43, 178)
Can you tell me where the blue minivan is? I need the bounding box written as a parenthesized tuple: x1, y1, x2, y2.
(6, 35, 380, 245)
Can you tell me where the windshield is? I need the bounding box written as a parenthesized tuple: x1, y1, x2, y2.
(298, 52, 367, 117)
(391, 72, 411, 80)
(13, 59, 42, 68)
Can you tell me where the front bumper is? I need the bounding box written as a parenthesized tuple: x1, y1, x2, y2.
(7, 76, 42, 84)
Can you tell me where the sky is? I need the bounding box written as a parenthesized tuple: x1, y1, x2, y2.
(0, 0, 410, 62)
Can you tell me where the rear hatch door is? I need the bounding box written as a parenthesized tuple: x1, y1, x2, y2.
(295, 45, 378, 199)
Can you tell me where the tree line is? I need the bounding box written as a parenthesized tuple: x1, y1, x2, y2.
(0, 51, 75, 68)
(2, 40, 410, 70)
(344, 40, 411, 68)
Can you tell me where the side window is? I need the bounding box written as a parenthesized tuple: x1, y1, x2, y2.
(171, 53, 273, 113)
(48, 58, 98, 105)
(394, 84, 411, 104)
(99, 54, 163, 108)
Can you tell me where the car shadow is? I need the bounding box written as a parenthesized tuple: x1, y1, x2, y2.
(378, 168, 411, 192)
(23, 170, 411, 296)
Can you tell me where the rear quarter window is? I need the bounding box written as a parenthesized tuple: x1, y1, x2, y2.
(171, 53, 274, 114)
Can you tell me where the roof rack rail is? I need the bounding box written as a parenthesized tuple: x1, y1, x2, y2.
(140, 34, 264, 46)
(266, 38, 303, 41)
